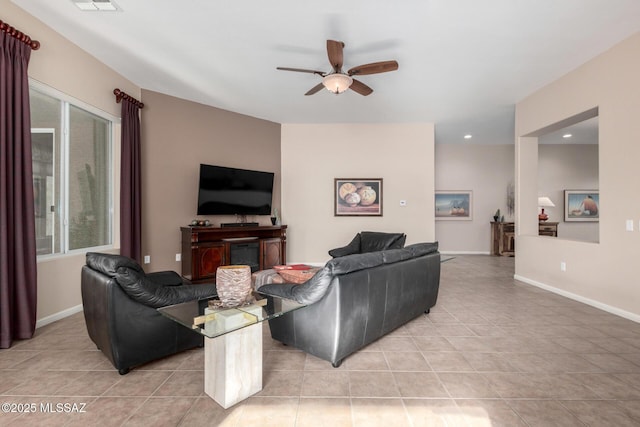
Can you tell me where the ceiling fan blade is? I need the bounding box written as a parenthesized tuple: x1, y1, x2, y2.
(305, 83, 325, 96)
(349, 79, 373, 96)
(277, 67, 325, 76)
(348, 60, 399, 76)
(326, 40, 344, 72)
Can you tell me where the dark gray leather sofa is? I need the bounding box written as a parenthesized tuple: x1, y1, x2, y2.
(81, 252, 217, 374)
(258, 242, 440, 367)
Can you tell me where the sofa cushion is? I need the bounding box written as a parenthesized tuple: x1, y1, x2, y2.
(360, 231, 406, 253)
(382, 242, 439, 264)
(406, 241, 438, 256)
(328, 232, 407, 258)
(326, 251, 385, 275)
(381, 248, 409, 264)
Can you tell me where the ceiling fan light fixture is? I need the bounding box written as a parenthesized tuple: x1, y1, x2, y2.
(322, 73, 353, 94)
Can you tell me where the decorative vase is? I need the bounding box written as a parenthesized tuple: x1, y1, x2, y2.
(216, 265, 252, 308)
(493, 216, 499, 222)
(344, 192, 361, 207)
(339, 182, 357, 201)
(357, 186, 377, 206)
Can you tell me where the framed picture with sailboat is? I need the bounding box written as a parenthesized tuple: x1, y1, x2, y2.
(435, 191, 473, 220)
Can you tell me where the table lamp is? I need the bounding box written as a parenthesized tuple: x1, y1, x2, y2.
(538, 196, 555, 221)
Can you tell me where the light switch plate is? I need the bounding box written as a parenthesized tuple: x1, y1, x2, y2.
(626, 220, 634, 232)
(144, 255, 151, 264)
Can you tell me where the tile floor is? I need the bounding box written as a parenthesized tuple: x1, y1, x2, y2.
(1, 255, 640, 426)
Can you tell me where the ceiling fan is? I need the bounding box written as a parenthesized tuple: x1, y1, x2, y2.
(277, 40, 398, 96)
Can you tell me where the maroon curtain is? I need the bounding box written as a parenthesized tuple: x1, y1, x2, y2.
(120, 100, 141, 262)
(0, 32, 38, 348)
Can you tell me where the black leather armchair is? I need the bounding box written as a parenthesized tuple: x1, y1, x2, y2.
(81, 252, 217, 374)
(328, 231, 406, 258)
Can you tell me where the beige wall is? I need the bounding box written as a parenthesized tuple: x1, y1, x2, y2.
(281, 123, 435, 264)
(435, 144, 515, 253)
(4, 0, 140, 323)
(515, 32, 640, 320)
(140, 90, 281, 273)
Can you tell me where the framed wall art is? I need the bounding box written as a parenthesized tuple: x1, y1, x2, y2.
(564, 190, 599, 222)
(334, 178, 383, 216)
(435, 191, 473, 220)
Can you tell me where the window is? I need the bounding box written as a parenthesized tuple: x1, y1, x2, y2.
(30, 83, 115, 256)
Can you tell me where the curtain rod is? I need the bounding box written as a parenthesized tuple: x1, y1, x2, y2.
(0, 19, 40, 50)
(113, 88, 144, 109)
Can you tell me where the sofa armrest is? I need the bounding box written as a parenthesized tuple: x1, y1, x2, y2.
(257, 283, 299, 301)
(114, 267, 217, 308)
(328, 233, 361, 258)
(146, 271, 187, 287)
(258, 267, 334, 305)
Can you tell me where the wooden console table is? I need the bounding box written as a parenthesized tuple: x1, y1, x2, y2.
(539, 222, 558, 237)
(491, 222, 515, 256)
(491, 221, 558, 256)
(181, 225, 287, 283)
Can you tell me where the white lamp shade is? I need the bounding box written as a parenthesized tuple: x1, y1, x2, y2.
(537, 196, 555, 208)
(322, 73, 353, 94)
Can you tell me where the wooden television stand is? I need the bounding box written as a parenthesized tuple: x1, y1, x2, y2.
(181, 225, 287, 284)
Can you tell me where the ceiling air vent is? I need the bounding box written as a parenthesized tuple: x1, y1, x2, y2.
(71, 0, 119, 11)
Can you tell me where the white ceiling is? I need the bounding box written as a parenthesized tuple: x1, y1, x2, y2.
(538, 117, 599, 145)
(12, 0, 640, 144)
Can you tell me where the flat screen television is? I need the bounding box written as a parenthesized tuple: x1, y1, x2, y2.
(197, 164, 274, 216)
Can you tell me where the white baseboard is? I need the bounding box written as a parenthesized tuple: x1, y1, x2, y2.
(36, 304, 83, 329)
(440, 251, 491, 255)
(514, 274, 640, 324)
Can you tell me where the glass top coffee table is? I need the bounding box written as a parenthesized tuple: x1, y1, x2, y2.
(158, 294, 305, 408)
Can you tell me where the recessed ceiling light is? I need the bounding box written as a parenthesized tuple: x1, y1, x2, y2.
(562, 133, 572, 138)
(95, 2, 117, 11)
(74, 2, 97, 10)
(464, 134, 472, 140)
(72, 0, 119, 11)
